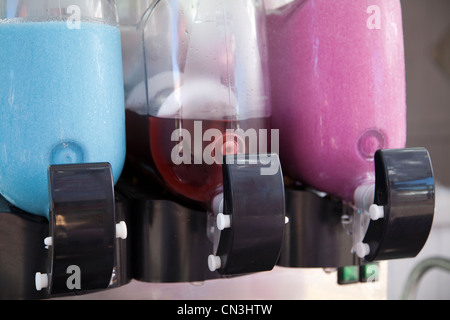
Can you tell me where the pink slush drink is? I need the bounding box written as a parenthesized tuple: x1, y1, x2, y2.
(267, 0, 407, 201)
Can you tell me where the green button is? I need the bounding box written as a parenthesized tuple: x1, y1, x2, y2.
(338, 266, 359, 285)
(360, 263, 379, 283)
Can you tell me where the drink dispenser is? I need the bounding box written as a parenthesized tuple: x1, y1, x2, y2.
(120, 0, 286, 276)
(0, 0, 126, 217)
(266, 0, 434, 266)
(0, 0, 128, 296)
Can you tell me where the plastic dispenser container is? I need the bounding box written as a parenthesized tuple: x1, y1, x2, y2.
(0, 0, 128, 298)
(266, 0, 434, 266)
(120, 0, 286, 276)
(0, 0, 126, 218)
(267, 0, 406, 201)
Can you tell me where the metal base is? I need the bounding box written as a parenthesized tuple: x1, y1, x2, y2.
(0, 197, 49, 300)
(116, 165, 222, 283)
(0, 188, 132, 300)
(278, 186, 357, 268)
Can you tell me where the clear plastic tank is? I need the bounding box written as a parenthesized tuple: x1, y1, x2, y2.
(266, 0, 407, 202)
(0, 0, 126, 217)
(120, 0, 272, 210)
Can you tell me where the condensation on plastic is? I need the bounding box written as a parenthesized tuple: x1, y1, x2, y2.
(120, 0, 271, 121)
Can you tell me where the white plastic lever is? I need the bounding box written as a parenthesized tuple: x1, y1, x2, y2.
(355, 242, 371, 258)
(216, 213, 231, 231)
(35, 272, 49, 291)
(116, 221, 128, 239)
(369, 204, 385, 221)
(208, 255, 222, 272)
(44, 236, 53, 249)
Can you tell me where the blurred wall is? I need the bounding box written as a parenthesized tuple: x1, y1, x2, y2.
(388, 0, 450, 300)
(403, 0, 450, 182)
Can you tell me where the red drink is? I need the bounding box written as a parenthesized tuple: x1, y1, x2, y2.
(126, 110, 271, 207)
(149, 116, 271, 206)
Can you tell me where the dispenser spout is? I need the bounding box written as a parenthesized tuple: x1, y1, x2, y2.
(352, 148, 435, 262)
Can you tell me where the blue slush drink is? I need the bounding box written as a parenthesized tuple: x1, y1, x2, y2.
(0, 20, 126, 218)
